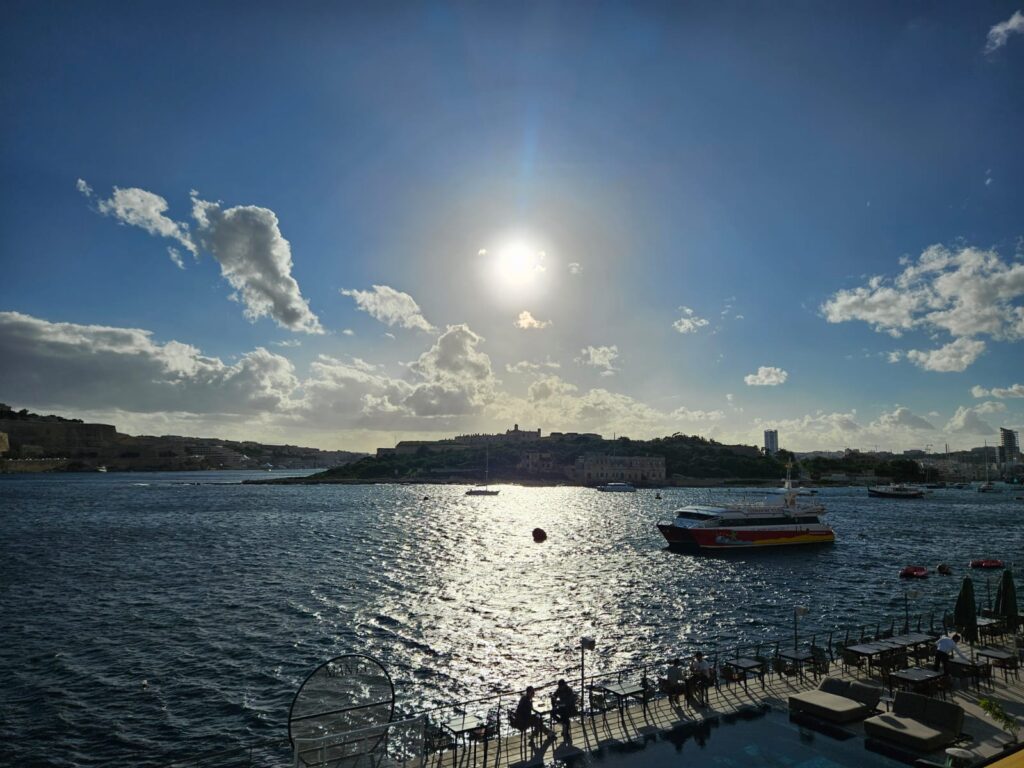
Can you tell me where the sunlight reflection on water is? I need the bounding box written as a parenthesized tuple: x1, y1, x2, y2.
(1, 474, 1021, 765)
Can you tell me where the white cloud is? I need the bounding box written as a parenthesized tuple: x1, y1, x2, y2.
(821, 244, 1024, 371)
(726, 393, 735, 403)
(985, 10, 1024, 53)
(76, 178, 93, 198)
(975, 400, 1007, 415)
(672, 307, 710, 334)
(515, 310, 552, 330)
(340, 285, 434, 332)
(671, 407, 726, 421)
(167, 247, 185, 270)
(906, 337, 985, 372)
(887, 350, 904, 364)
(98, 186, 198, 257)
(575, 345, 619, 376)
(89, 184, 322, 334)
(341, 329, 355, 336)
(272, 339, 302, 348)
(506, 359, 561, 374)
(191, 198, 323, 334)
(946, 405, 997, 435)
(744, 366, 788, 386)
(404, 324, 497, 415)
(972, 382, 1024, 399)
(871, 407, 936, 431)
(567, 262, 582, 275)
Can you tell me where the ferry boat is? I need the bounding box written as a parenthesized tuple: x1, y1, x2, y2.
(656, 473, 834, 551)
(867, 484, 924, 499)
(596, 482, 636, 492)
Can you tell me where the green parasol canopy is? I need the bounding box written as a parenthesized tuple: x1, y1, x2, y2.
(954, 576, 978, 644)
(994, 569, 1018, 632)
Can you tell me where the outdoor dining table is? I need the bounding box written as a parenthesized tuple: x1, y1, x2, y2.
(778, 649, 814, 679)
(887, 633, 933, 647)
(723, 658, 765, 691)
(845, 642, 901, 674)
(889, 666, 944, 695)
(442, 713, 487, 767)
(976, 647, 1015, 680)
(596, 681, 647, 713)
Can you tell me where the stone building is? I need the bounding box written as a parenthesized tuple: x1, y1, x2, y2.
(572, 454, 666, 484)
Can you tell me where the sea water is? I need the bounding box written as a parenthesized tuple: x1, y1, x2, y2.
(1, 472, 1020, 765)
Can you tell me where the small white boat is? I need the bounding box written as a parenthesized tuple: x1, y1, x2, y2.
(596, 482, 636, 492)
(466, 447, 499, 496)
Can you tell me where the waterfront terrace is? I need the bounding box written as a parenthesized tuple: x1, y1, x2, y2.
(195, 614, 1024, 768)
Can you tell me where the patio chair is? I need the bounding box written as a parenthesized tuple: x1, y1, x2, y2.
(840, 648, 865, 675)
(809, 647, 831, 680)
(586, 687, 612, 720)
(772, 655, 798, 678)
(423, 722, 456, 765)
(467, 710, 499, 764)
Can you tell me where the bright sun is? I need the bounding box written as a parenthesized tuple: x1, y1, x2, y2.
(494, 242, 546, 288)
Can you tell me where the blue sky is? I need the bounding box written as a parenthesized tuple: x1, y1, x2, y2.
(1, 2, 1022, 451)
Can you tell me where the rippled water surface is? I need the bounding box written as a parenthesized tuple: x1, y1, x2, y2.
(1, 473, 1022, 766)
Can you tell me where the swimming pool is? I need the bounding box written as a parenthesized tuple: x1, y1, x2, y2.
(561, 706, 907, 768)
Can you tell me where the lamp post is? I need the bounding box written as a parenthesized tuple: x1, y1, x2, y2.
(580, 636, 595, 701)
(793, 606, 809, 650)
(904, 589, 921, 633)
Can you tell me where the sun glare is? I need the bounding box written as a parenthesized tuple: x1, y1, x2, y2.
(495, 242, 546, 288)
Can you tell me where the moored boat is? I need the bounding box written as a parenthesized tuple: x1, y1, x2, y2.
(656, 467, 834, 552)
(868, 484, 924, 499)
(900, 565, 929, 579)
(596, 482, 636, 492)
(970, 558, 1004, 569)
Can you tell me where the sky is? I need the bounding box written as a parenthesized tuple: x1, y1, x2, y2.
(1, 1, 1023, 453)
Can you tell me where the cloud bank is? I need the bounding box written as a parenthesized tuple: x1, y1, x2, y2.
(822, 244, 1024, 372)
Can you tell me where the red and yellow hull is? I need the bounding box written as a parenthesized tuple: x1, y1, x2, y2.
(657, 524, 835, 551)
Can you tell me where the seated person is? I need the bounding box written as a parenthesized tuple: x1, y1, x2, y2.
(663, 658, 686, 700)
(514, 686, 554, 737)
(550, 679, 577, 723)
(687, 652, 713, 705)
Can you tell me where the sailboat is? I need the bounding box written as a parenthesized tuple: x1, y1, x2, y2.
(466, 447, 499, 496)
(978, 440, 997, 493)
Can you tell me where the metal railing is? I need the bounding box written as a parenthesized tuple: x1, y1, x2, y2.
(174, 609, 979, 767)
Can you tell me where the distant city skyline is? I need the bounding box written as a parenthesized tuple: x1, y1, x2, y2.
(2, 3, 1023, 453)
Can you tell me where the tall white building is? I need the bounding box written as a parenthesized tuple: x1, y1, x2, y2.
(1000, 427, 1020, 461)
(764, 429, 779, 456)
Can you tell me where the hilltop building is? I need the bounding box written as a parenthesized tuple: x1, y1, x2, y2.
(572, 454, 666, 484)
(764, 429, 779, 456)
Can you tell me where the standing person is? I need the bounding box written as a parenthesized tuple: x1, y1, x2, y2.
(514, 686, 554, 739)
(933, 633, 967, 672)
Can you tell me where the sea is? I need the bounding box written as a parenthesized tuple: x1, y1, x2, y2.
(1, 472, 1021, 766)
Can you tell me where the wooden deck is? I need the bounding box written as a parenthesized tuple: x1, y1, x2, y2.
(420, 650, 1024, 768)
